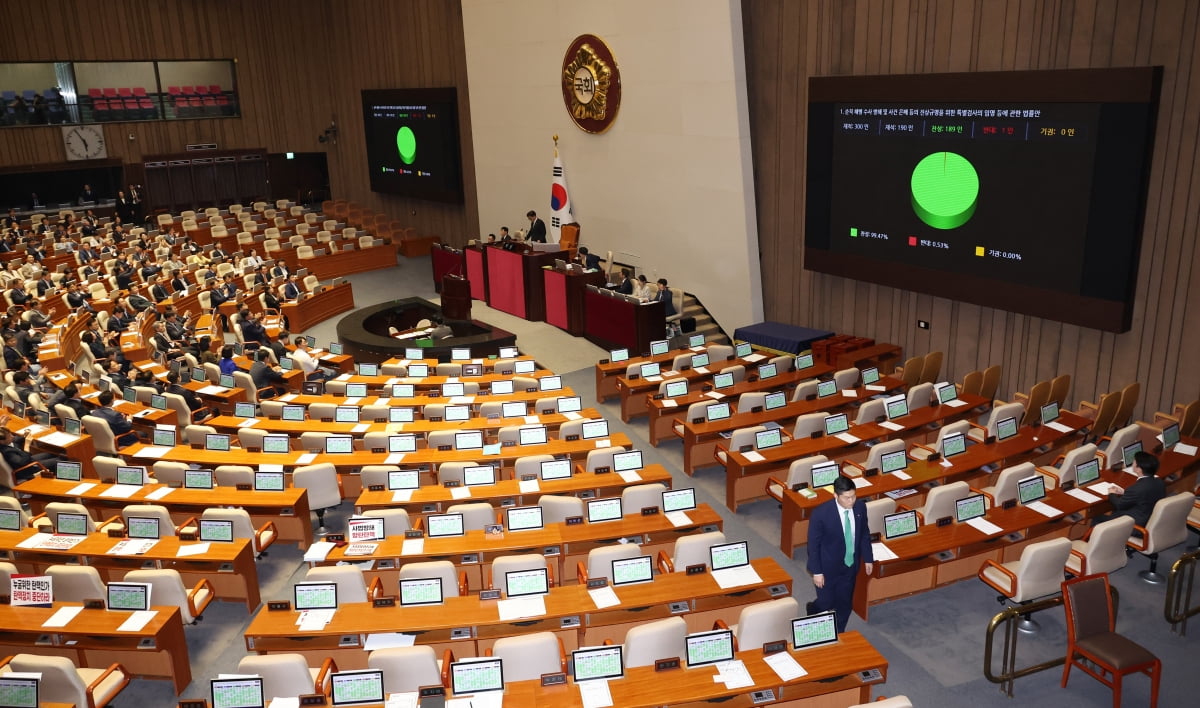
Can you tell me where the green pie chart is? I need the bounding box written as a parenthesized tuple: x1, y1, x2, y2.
(911, 152, 979, 230)
(396, 126, 417, 165)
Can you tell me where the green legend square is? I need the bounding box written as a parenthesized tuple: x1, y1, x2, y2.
(850, 227, 858, 238)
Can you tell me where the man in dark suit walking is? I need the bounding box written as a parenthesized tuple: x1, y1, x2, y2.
(525, 210, 547, 243)
(806, 475, 874, 632)
(1093, 451, 1165, 530)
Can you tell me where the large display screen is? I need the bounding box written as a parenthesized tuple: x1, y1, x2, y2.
(361, 87, 464, 203)
(805, 67, 1160, 332)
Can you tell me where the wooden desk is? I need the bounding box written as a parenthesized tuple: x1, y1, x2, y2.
(718, 394, 991, 511)
(777, 412, 1092, 554)
(247, 557, 791, 666)
(615, 352, 792, 423)
(543, 267, 606, 335)
(314, 505, 724, 592)
(270, 388, 577, 414)
(584, 287, 666, 356)
(0, 529, 261, 611)
(644, 363, 838, 446)
(0, 602, 191, 694)
(594, 346, 721, 403)
(14, 477, 314, 550)
(325, 367, 555, 391)
(855, 446, 1200, 620)
(205, 408, 602, 440)
(485, 245, 563, 322)
(2, 414, 99, 480)
(678, 377, 906, 474)
(282, 281, 355, 332)
(833, 342, 903, 373)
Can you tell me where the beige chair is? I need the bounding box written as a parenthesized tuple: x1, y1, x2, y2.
(46, 565, 106, 602)
(897, 355, 923, 388)
(213, 465, 254, 488)
(832, 367, 860, 390)
(446, 502, 495, 531)
(488, 632, 567, 683)
(918, 351, 943, 385)
(1066, 515, 1135, 577)
(844, 438, 906, 476)
(398, 560, 467, 597)
(1014, 379, 1052, 426)
(0, 653, 130, 708)
(978, 462, 1036, 509)
(151, 460, 189, 487)
(765, 455, 831, 500)
(1099, 424, 1139, 470)
(906, 382, 935, 409)
(790, 379, 821, 402)
(656, 531, 726, 573)
(720, 364, 746, 384)
(792, 412, 829, 439)
(908, 420, 970, 461)
(293, 462, 343, 527)
(81, 414, 126, 454)
(36, 501, 118, 534)
(979, 364, 1003, 401)
(1126, 492, 1195, 583)
(1037, 443, 1100, 490)
(854, 398, 886, 425)
(367, 646, 444, 696)
(865, 498, 897, 537)
(201, 507, 277, 557)
(908, 480, 971, 524)
(622, 483, 667, 513)
(958, 369, 984, 398)
(538, 495, 584, 524)
(579, 543, 644, 583)
(978, 536, 1072, 633)
(360, 508, 411, 537)
(236, 653, 336, 701)
(719, 596, 800, 651)
(124, 568, 213, 624)
(623, 616, 688, 668)
(967, 401, 1026, 443)
(489, 554, 552, 593)
(303, 565, 381, 603)
(716, 425, 766, 465)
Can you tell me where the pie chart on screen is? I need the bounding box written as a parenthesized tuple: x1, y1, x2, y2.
(396, 126, 417, 165)
(911, 151, 979, 230)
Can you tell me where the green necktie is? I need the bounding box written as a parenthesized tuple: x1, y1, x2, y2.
(843, 509, 854, 566)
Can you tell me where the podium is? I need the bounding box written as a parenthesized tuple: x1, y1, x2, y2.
(544, 266, 606, 335)
(441, 274, 472, 321)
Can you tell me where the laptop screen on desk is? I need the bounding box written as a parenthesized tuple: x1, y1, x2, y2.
(610, 348, 629, 363)
(792, 611, 839, 650)
(294, 581, 338, 610)
(709, 540, 749, 571)
(612, 555, 654, 586)
(210, 677, 264, 708)
(649, 339, 669, 356)
(861, 367, 880, 386)
(1075, 458, 1101, 486)
(199, 519, 234, 542)
(390, 407, 415, 423)
(884, 395, 908, 420)
(540, 458, 572, 481)
(665, 380, 689, 398)
(506, 567, 549, 597)
(282, 405, 305, 421)
(325, 435, 354, 454)
(587, 497, 623, 522)
(426, 513, 465, 537)
(519, 426, 548, 446)
(506, 506, 543, 531)
(662, 487, 697, 513)
(712, 372, 734, 389)
(254, 471, 285, 491)
(388, 469, 420, 490)
(755, 428, 783, 450)
(0, 677, 38, 708)
(824, 413, 849, 436)
(455, 431, 484, 450)
(55, 460, 82, 481)
(399, 577, 443, 607)
(581, 420, 609, 439)
(450, 658, 504, 696)
(996, 417, 1019, 441)
(686, 629, 735, 667)
(955, 494, 987, 522)
(464, 465, 496, 486)
(391, 384, 415, 398)
(1017, 475, 1046, 505)
(883, 510, 919, 540)
(330, 669, 384, 706)
(390, 434, 417, 453)
(811, 462, 840, 489)
(107, 582, 150, 611)
(881, 450, 907, 474)
(613, 450, 643, 472)
(126, 516, 159, 539)
(942, 433, 967, 459)
(572, 645, 624, 683)
(1122, 441, 1143, 468)
(706, 402, 731, 421)
(335, 406, 359, 423)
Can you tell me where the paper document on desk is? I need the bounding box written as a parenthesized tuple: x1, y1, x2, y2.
(303, 541, 335, 562)
(108, 539, 157, 556)
(865, 384, 887, 392)
(588, 585, 620, 609)
(703, 391, 725, 400)
(450, 487, 471, 500)
(878, 421, 905, 431)
(618, 470, 642, 483)
(518, 479, 540, 494)
(661, 398, 678, 408)
(523, 415, 540, 425)
(446, 693, 503, 708)
(363, 633, 416, 651)
(1026, 501, 1062, 517)
(966, 517, 1004, 536)
(764, 651, 808, 681)
(578, 679, 614, 708)
(100, 484, 140, 499)
(1088, 482, 1121, 496)
(497, 594, 546, 621)
(943, 399, 969, 408)
(482, 443, 502, 456)
(278, 394, 297, 402)
(449, 396, 475, 404)
(645, 375, 663, 383)
(335, 373, 352, 381)
(666, 510, 693, 527)
(66, 482, 97, 495)
(1066, 488, 1102, 504)
(693, 366, 710, 375)
(871, 542, 899, 561)
(1174, 442, 1199, 456)
(32, 535, 83, 551)
(196, 385, 228, 395)
(384, 453, 407, 465)
(297, 609, 334, 631)
(712, 565, 762, 589)
(740, 451, 765, 463)
(593, 438, 611, 448)
(835, 432, 860, 444)
(344, 543, 378, 557)
(743, 353, 767, 363)
(117, 610, 158, 632)
(713, 660, 754, 689)
(238, 418, 260, 428)
(391, 489, 414, 502)
(131, 446, 172, 459)
(1046, 421, 1074, 433)
(851, 477, 872, 489)
(842, 390, 857, 398)
(891, 471, 912, 481)
(37, 431, 79, 447)
(42, 605, 84, 628)
(267, 698, 298, 708)
(563, 411, 583, 421)
(145, 486, 173, 500)
(400, 539, 425, 556)
(177, 542, 211, 557)
(294, 453, 318, 465)
(352, 423, 370, 433)
(662, 370, 680, 378)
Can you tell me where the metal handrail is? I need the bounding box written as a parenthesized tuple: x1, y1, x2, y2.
(983, 586, 1120, 697)
(1165, 547, 1200, 634)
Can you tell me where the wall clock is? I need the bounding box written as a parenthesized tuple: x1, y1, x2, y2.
(63, 125, 107, 161)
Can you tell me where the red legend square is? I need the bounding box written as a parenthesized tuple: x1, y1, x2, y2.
(908, 236, 918, 246)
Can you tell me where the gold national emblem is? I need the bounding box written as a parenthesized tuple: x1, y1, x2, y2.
(561, 34, 621, 134)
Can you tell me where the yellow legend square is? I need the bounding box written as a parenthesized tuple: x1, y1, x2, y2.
(975, 246, 985, 257)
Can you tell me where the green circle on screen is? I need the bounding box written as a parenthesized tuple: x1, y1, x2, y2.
(396, 127, 417, 165)
(910, 152, 979, 230)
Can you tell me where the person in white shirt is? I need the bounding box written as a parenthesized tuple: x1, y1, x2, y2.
(290, 336, 326, 381)
(632, 274, 652, 300)
(239, 251, 264, 270)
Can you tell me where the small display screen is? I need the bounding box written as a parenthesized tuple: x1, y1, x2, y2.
(0, 509, 21, 531)
(219, 374, 235, 388)
(329, 342, 344, 355)
(817, 380, 837, 398)
(710, 541, 749, 570)
(505, 568, 549, 597)
(881, 450, 907, 473)
(581, 420, 609, 439)
(513, 360, 536, 374)
(463, 465, 496, 486)
(811, 462, 840, 488)
(883, 510, 919, 539)
(662, 487, 696, 512)
(649, 339, 670, 356)
(735, 342, 752, 358)
(558, 396, 583, 413)
(757, 362, 777, 379)
(942, 433, 967, 458)
(611, 555, 654, 586)
(211, 677, 264, 708)
(444, 405, 470, 422)
(519, 426, 548, 445)
(0, 677, 39, 708)
(126, 516, 160, 539)
(764, 391, 787, 410)
(451, 348, 471, 361)
(1041, 401, 1060, 424)
(184, 468, 213, 489)
(639, 363, 661, 378)
(408, 364, 429, 378)
(235, 402, 256, 417)
(685, 629, 735, 667)
(688, 334, 705, 347)
(254, 471, 285, 491)
(539, 375, 562, 391)
(389, 407, 415, 423)
(442, 383, 465, 397)
(1162, 423, 1181, 449)
(107, 582, 150, 611)
(426, 513, 465, 537)
(56, 460, 82, 481)
(151, 394, 168, 410)
(712, 372, 734, 389)
(691, 353, 710, 368)
(455, 431, 484, 450)
(706, 402, 731, 421)
(405, 348, 424, 360)
(955, 494, 988, 522)
(824, 414, 849, 435)
(56, 512, 89, 535)
(282, 405, 305, 421)
(755, 428, 783, 450)
(1017, 475, 1047, 504)
(499, 347, 519, 358)
(996, 417, 1019, 440)
(665, 380, 689, 398)
(388, 469, 420, 490)
(540, 459, 572, 480)
(572, 645, 624, 683)
(501, 401, 527, 417)
(390, 434, 417, 452)
(330, 669, 385, 707)
(937, 383, 958, 403)
(116, 466, 145, 485)
(391, 384, 415, 398)
(450, 658, 504, 696)
(294, 581, 338, 610)
(613, 450, 643, 472)
(884, 395, 908, 419)
(506, 506, 544, 531)
(1122, 441, 1143, 468)
(792, 611, 839, 650)
(262, 435, 291, 453)
(335, 406, 359, 423)
(795, 353, 814, 369)
(490, 380, 514, 395)
(1075, 458, 1101, 485)
(587, 497, 623, 522)
(610, 348, 630, 363)
(399, 577, 443, 607)
(205, 434, 231, 452)
(862, 367, 880, 385)
(345, 383, 368, 398)
(199, 519, 234, 542)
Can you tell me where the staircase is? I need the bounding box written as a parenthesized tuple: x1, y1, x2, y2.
(679, 292, 729, 346)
